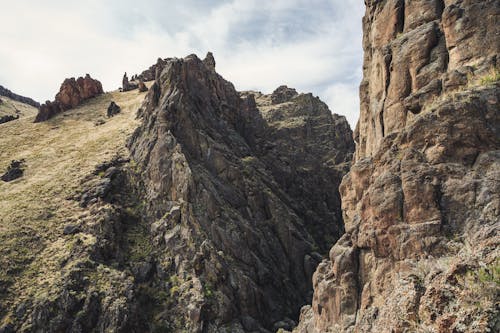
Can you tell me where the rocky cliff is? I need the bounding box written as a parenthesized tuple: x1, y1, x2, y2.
(35, 74, 103, 122)
(126, 53, 353, 332)
(294, 0, 499, 332)
(0, 53, 353, 333)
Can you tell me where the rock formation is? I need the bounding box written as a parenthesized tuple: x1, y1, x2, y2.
(122, 72, 138, 92)
(126, 53, 354, 332)
(0, 85, 40, 108)
(0, 114, 19, 124)
(294, 1, 499, 332)
(0, 53, 354, 333)
(1, 160, 25, 182)
(34, 74, 103, 122)
(106, 101, 121, 117)
(138, 80, 148, 92)
(271, 85, 298, 104)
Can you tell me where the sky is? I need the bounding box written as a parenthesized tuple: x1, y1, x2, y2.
(0, 0, 364, 126)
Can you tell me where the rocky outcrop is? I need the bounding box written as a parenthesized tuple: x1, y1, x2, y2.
(124, 53, 353, 332)
(138, 80, 148, 92)
(271, 85, 298, 104)
(0, 85, 39, 108)
(0, 114, 19, 124)
(1, 160, 25, 182)
(34, 74, 103, 122)
(122, 72, 138, 92)
(0, 53, 353, 333)
(135, 58, 168, 82)
(106, 101, 121, 117)
(294, 1, 499, 332)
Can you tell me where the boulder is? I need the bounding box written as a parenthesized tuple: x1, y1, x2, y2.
(106, 101, 121, 117)
(138, 80, 148, 92)
(1, 160, 25, 182)
(122, 72, 138, 92)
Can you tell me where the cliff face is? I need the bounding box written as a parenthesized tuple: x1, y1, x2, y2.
(294, 1, 499, 332)
(126, 54, 353, 332)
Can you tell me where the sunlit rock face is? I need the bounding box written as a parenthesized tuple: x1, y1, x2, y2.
(35, 74, 103, 122)
(294, 1, 500, 332)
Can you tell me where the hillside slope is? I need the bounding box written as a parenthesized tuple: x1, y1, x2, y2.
(0, 96, 38, 123)
(0, 87, 147, 331)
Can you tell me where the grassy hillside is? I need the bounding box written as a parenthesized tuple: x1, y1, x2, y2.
(0, 86, 148, 322)
(0, 96, 38, 119)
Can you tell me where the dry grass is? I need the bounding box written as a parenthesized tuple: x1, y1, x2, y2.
(0, 96, 38, 118)
(0, 86, 149, 310)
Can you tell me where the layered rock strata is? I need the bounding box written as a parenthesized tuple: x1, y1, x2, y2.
(294, 0, 500, 332)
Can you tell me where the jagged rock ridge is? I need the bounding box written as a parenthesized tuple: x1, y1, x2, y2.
(35, 74, 103, 122)
(294, 0, 499, 332)
(126, 53, 354, 332)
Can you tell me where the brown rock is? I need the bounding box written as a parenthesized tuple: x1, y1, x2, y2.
(127, 53, 354, 332)
(294, 1, 500, 332)
(34, 74, 103, 122)
(106, 101, 121, 117)
(122, 72, 138, 92)
(138, 80, 148, 92)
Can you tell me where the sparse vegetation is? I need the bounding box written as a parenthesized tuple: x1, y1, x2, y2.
(0, 85, 148, 313)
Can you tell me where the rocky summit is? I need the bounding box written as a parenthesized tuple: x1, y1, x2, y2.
(35, 74, 103, 122)
(293, 1, 499, 332)
(126, 53, 353, 332)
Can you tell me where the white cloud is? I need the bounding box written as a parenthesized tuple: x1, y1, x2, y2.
(0, 0, 364, 126)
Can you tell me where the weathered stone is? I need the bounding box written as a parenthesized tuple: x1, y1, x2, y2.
(127, 53, 354, 332)
(34, 74, 103, 122)
(203, 52, 216, 71)
(294, 1, 500, 332)
(63, 224, 80, 235)
(0, 114, 19, 124)
(1, 160, 25, 182)
(106, 101, 121, 117)
(138, 80, 148, 92)
(122, 72, 138, 92)
(270, 85, 298, 104)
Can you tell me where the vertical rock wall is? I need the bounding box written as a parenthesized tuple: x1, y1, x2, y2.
(295, 1, 499, 332)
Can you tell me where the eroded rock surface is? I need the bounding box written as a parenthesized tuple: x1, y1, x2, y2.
(1, 160, 25, 182)
(125, 53, 354, 332)
(106, 101, 121, 118)
(34, 74, 103, 122)
(294, 1, 499, 332)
